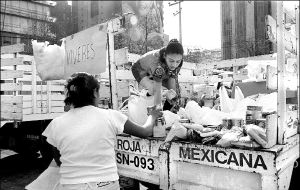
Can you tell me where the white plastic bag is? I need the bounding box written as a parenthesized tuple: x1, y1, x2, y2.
(162, 110, 180, 129)
(165, 123, 187, 142)
(127, 95, 154, 125)
(246, 124, 267, 147)
(216, 127, 243, 147)
(177, 107, 188, 119)
(32, 40, 65, 81)
(229, 97, 257, 120)
(219, 86, 244, 113)
(256, 92, 277, 113)
(185, 101, 229, 126)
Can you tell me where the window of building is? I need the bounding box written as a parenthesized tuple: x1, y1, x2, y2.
(91, 1, 99, 17)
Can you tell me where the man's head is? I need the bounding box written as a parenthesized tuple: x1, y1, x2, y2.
(164, 39, 184, 71)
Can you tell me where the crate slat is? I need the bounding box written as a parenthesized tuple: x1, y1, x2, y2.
(0, 112, 22, 120)
(35, 101, 65, 108)
(99, 82, 129, 98)
(21, 84, 64, 92)
(0, 96, 23, 104)
(0, 83, 22, 91)
(22, 94, 65, 101)
(22, 101, 65, 108)
(1, 58, 24, 66)
(1, 44, 25, 54)
(20, 74, 41, 82)
(1, 70, 24, 80)
(16, 65, 33, 72)
(1, 104, 22, 113)
(22, 101, 33, 108)
(20, 73, 59, 83)
(23, 107, 64, 115)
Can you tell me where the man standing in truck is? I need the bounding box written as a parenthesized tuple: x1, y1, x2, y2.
(131, 39, 184, 113)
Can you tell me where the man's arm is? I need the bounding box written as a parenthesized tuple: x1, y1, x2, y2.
(123, 110, 163, 138)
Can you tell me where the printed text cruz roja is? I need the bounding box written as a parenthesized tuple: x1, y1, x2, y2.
(66, 43, 95, 65)
(117, 139, 141, 153)
(179, 147, 267, 170)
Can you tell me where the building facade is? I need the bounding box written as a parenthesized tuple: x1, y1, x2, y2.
(71, 1, 164, 34)
(71, 1, 165, 54)
(50, 1, 72, 40)
(221, 1, 276, 60)
(0, 0, 56, 53)
(221, 1, 297, 60)
(71, 1, 122, 33)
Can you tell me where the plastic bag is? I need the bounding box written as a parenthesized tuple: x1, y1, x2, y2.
(127, 95, 154, 125)
(165, 123, 187, 142)
(162, 110, 180, 129)
(177, 107, 188, 119)
(181, 123, 204, 131)
(216, 127, 243, 147)
(185, 101, 229, 126)
(255, 92, 277, 113)
(219, 86, 244, 113)
(245, 124, 267, 148)
(32, 40, 65, 81)
(229, 97, 257, 120)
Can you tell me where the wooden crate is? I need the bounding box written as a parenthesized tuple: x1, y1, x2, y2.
(1, 44, 65, 122)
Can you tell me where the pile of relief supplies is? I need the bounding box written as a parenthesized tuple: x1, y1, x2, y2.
(127, 86, 278, 149)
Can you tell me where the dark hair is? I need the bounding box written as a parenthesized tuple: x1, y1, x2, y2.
(165, 39, 184, 55)
(158, 39, 184, 69)
(64, 72, 99, 108)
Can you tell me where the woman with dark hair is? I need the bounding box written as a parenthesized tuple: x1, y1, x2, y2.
(42, 72, 162, 190)
(131, 39, 184, 112)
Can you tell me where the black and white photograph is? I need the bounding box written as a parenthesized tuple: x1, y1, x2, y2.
(0, 1, 299, 190)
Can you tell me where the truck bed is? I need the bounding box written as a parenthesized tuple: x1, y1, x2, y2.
(1, 52, 65, 125)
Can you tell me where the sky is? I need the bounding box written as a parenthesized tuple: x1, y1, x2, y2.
(163, 1, 221, 50)
(163, 1, 299, 51)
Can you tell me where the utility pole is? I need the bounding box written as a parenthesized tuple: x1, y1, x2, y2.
(169, 0, 183, 44)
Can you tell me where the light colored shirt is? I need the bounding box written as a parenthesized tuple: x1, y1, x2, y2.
(42, 105, 127, 184)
